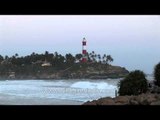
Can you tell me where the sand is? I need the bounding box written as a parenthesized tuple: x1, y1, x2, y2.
(0, 93, 84, 105)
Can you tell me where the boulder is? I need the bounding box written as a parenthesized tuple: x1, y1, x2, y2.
(128, 94, 158, 105)
(154, 94, 160, 99)
(146, 94, 157, 104)
(150, 101, 160, 105)
(135, 94, 148, 105)
(114, 103, 124, 105)
(96, 97, 115, 105)
(83, 94, 160, 105)
(150, 86, 160, 93)
(129, 99, 139, 105)
(114, 96, 130, 104)
(83, 100, 97, 105)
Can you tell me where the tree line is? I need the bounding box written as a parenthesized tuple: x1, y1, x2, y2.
(0, 51, 113, 78)
(0, 51, 113, 67)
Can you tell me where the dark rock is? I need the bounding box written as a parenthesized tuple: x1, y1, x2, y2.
(151, 86, 160, 94)
(154, 94, 160, 99)
(83, 94, 160, 105)
(83, 100, 97, 105)
(96, 97, 115, 105)
(150, 101, 160, 105)
(146, 94, 157, 104)
(114, 103, 125, 105)
(129, 99, 139, 105)
(114, 96, 130, 104)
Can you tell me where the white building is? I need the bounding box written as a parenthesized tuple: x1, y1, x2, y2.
(41, 60, 52, 67)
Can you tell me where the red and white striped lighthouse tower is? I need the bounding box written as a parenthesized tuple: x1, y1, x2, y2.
(82, 37, 87, 62)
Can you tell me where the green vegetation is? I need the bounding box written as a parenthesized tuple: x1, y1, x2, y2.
(0, 51, 117, 79)
(118, 70, 148, 96)
(154, 62, 160, 87)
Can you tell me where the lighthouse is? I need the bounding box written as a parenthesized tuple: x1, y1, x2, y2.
(82, 37, 87, 62)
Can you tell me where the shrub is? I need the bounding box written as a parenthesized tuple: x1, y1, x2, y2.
(118, 70, 148, 96)
(154, 62, 160, 87)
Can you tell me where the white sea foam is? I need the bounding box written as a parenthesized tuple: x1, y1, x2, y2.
(70, 81, 116, 89)
(0, 79, 118, 102)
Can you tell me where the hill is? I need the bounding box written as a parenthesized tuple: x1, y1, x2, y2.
(0, 51, 129, 80)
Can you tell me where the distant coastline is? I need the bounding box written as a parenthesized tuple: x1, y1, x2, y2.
(0, 64, 129, 80)
(0, 51, 129, 80)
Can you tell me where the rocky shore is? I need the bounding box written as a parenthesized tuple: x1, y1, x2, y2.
(83, 93, 160, 105)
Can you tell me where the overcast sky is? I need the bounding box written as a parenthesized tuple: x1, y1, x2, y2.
(0, 15, 160, 74)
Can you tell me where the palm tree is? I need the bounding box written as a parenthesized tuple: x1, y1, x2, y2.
(15, 53, 18, 58)
(97, 54, 101, 63)
(54, 51, 58, 57)
(91, 51, 97, 62)
(94, 54, 97, 62)
(11, 55, 16, 65)
(75, 53, 82, 62)
(65, 53, 75, 65)
(102, 54, 106, 64)
(45, 51, 49, 56)
(5, 55, 9, 61)
(106, 55, 114, 64)
(92, 51, 95, 55)
(31, 52, 36, 56)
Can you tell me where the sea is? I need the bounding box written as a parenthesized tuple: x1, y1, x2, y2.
(0, 75, 154, 105)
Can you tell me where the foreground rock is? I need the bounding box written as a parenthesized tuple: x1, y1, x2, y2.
(83, 93, 160, 105)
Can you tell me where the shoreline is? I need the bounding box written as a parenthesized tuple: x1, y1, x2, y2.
(0, 93, 84, 105)
(83, 93, 160, 105)
(0, 77, 124, 81)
